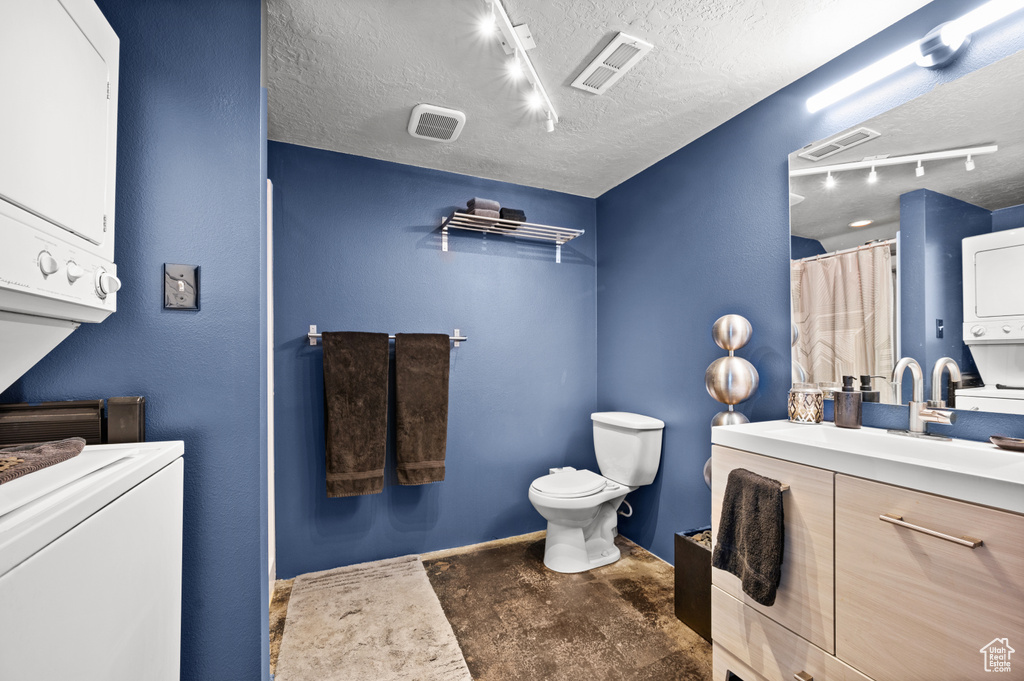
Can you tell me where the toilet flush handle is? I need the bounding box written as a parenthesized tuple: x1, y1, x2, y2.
(618, 499, 633, 517)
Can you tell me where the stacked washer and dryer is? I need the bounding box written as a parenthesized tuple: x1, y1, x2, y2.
(959, 227, 1024, 415)
(0, 2, 184, 679)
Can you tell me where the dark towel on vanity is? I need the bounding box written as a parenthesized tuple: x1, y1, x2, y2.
(0, 437, 86, 485)
(711, 467, 785, 606)
(322, 332, 390, 497)
(394, 333, 450, 485)
(467, 197, 500, 213)
(499, 207, 526, 222)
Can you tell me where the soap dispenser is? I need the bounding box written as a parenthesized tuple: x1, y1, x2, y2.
(859, 375, 880, 403)
(835, 375, 863, 429)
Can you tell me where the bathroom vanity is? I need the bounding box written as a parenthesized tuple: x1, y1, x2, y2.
(710, 421, 1024, 681)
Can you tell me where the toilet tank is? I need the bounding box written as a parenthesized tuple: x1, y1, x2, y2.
(592, 412, 665, 486)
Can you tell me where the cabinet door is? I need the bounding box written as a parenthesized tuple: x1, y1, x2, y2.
(0, 0, 118, 249)
(836, 474, 1024, 681)
(712, 445, 835, 652)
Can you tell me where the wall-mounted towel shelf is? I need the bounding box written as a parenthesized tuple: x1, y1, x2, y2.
(440, 211, 584, 263)
(307, 325, 467, 347)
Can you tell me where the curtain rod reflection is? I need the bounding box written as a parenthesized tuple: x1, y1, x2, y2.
(795, 238, 896, 264)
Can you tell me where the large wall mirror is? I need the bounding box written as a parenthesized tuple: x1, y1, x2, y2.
(789, 49, 1024, 415)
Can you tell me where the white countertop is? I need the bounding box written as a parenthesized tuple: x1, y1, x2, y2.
(712, 420, 1024, 514)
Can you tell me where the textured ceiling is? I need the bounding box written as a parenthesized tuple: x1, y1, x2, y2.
(267, 0, 931, 198)
(790, 48, 1024, 251)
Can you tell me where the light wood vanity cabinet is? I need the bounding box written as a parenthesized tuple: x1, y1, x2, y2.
(711, 445, 835, 653)
(711, 444, 1024, 681)
(835, 474, 1024, 681)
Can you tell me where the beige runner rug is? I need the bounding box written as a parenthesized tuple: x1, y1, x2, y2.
(274, 555, 472, 681)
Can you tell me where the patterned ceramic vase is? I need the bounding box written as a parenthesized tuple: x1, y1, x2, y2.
(788, 383, 824, 424)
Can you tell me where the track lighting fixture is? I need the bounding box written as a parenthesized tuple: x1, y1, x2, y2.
(481, 0, 558, 131)
(790, 145, 996, 187)
(916, 160, 925, 177)
(825, 171, 836, 189)
(868, 166, 878, 184)
(965, 154, 976, 171)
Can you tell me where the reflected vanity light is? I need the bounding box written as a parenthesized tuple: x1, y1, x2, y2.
(806, 0, 1024, 112)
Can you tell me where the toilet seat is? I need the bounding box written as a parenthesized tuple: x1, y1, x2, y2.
(530, 469, 607, 498)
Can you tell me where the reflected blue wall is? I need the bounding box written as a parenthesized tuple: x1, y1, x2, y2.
(992, 203, 1024, 232)
(790, 235, 827, 260)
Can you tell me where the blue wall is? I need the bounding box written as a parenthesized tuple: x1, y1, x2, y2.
(597, 0, 1024, 562)
(790, 235, 827, 260)
(0, 1, 267, 679)
(992, 203, 1024, 232)
(269, 142, 597, 578)
(899, 189, 991, 395)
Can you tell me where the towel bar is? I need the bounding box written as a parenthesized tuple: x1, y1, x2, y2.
(307, 325, 467, 347)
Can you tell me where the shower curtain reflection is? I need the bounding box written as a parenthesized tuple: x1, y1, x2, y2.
(791, 242, 895, 403)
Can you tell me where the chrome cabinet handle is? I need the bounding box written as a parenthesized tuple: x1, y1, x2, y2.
(879, 513, 983, 548)
(794, 671, 813, 681)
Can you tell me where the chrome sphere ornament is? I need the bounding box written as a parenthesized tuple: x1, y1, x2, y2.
(711, 314, 753, 352)
(705, 356, 759, 405)
(711, 410, 750, 427)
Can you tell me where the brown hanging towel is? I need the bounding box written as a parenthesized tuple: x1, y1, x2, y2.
(394, 333, 450, 485)
(321, 332, 390, 497)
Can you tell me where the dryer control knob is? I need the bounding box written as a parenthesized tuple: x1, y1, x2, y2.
(95, 270, 121, 298)
(66, 262, 84, 283)
(971, 325, 986, 337)
(38, 251, 59, 276)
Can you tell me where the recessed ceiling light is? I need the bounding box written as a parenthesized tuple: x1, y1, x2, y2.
(849, 219, 874, 228)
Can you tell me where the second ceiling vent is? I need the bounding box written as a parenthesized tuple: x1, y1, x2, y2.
(407, 104, 467, 142)
(571, 32, 653, 95)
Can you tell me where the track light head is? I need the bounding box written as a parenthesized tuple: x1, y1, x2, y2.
(868, 167, 878, 184)
(526, 90, 543, 111)
(916, 161, 925, 177)
(825, 171, 837, 189)
(965, 155, 976, 171)
(544, 115, 555, 133)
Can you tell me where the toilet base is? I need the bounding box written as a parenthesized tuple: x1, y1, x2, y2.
(541, 501, 622, 573)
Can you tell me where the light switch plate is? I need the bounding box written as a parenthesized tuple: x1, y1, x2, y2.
(164, 264, 199, 310)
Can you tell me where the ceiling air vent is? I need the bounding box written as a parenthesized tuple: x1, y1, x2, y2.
(798, 127, 880, 162)
(407, 104, 466, 142)
(571, 32, 653, 95)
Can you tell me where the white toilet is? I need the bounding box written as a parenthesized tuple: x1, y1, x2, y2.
(528, 411, 665, 573)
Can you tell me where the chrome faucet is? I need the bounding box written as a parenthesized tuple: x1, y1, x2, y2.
(929, 357, 962, 408)
(890, 357, 957, 439)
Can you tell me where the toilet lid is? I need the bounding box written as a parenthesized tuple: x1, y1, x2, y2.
(531, 469, 607, 498)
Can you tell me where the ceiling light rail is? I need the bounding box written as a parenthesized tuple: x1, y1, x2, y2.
(789, 145, 997, 177)
(441, 211, 584, 263)
(482, 0, 558, 131)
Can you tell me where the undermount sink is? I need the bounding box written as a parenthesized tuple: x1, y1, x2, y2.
(712, 420, 1024, 514)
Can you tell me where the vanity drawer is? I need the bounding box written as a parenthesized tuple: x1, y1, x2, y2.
(712, 586, 871, 681)
(835, 474, 1024, 681)
(712, 446, 835, 652)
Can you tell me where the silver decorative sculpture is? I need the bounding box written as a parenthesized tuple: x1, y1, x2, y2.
(705, 314, 759, 426)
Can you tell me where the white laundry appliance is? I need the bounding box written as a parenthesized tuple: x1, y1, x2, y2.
(0, 0, 122, 393)
(0, 441, 184, 680)
(960, 226, 1024, 415)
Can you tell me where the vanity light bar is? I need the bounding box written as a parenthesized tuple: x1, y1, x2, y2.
(485, 0, 558, 130)
(806, 0, 1024, 113)
(788, 145, 997, 177)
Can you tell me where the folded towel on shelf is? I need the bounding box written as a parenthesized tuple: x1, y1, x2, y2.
(499, 207, 526, 222)
(467, 197, 500, 213)
(0, 437, 86, 485)
(711, 467, 785, 606)
(394, 334, 451, 485)
(322, 332, 390, 497)
(469, 209, 500, 219)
